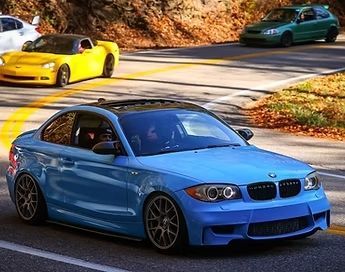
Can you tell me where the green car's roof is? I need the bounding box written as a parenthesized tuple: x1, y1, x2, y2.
(278, 4, 328, 9)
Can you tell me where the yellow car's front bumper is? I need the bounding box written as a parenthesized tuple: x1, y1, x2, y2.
(0, 65, 57, 86)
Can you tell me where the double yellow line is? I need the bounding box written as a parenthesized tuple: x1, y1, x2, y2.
(0, 48, 295, 150)
(1, 43, 333, 150)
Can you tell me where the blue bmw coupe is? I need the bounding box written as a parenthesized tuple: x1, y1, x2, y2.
(6, 99, 330, 252)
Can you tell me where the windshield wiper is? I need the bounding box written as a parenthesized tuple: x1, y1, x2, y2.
(206, 143, 241, 149)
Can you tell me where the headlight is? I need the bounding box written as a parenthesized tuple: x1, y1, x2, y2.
(263, 29, 279, 35)
(185, 184, 242, 202)
(0, 57, 5, 66)
(304, 172, 321, 190)
(42, 62, 55, 69)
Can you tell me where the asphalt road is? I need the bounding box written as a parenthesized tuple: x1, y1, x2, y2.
(0, 38, 344, 272)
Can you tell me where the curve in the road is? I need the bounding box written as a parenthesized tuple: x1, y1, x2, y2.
(0, 43, 334, 150)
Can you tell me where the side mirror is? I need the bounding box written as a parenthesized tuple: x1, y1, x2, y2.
(92, 141, 119, 155)
(31, 15, 40, 26)
(22, 41, 33, 51)
(237, 128, 254, 141)
(296, 18, 302, 24)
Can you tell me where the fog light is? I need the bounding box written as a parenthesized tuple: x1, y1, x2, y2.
(40, 76, 50, 80)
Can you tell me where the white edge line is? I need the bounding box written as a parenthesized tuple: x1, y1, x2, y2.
(203, 66, 345, 110)
(0, 240, 128, 272)
(318, 172, 345, 180)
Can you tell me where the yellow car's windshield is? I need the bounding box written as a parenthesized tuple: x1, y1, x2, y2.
(23, 35, 77, 55)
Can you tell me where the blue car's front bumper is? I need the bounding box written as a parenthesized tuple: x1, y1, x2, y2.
(176, 188, 330, 246)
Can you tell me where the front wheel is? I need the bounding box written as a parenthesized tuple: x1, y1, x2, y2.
(102, 54, 115, 78)
(280, 32, 293, 47)
(325, 27, 338, 43)
(144, 194, 187, 253)
(56, 64, 70, 87)
(15, 174, 47, 225)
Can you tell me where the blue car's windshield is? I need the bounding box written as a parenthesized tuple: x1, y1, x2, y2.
(119, 109, 247, 156)
(262, 8, 298, 23)
(23, 36, 76, 55)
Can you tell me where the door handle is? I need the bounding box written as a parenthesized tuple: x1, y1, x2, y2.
(60, 157, 75, 166)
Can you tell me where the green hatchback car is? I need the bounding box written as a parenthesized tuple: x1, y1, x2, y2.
(240, 5, 340, 47)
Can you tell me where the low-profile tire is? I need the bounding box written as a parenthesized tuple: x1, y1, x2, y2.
(102, 54, 115, 78)
(280, 32, 293, 47)
(144, 193, 188, 253)
(15, 174, 47, 225)
(325, 27, 338, 43)
(56, 64, 70, 87)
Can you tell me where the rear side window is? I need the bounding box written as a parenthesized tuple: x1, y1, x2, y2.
(314, 7, 330, 19)
(42, 112, 76, 145)
(15, 19, 23, 29)
(1, 18, 19, 31)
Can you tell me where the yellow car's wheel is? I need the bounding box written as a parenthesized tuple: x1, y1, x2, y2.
(102, 54, 114, 78)
(56, 64, 70, 87)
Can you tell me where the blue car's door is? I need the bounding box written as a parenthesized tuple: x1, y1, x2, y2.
(59, 147, 129, 222)
(58, 112, 130, 225)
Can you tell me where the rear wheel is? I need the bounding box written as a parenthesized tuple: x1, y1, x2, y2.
(280, 32, 293, 47)
(15, 174, 47, 225)
(56, 64, 70, 87)
(102, 54, 115, 78)
(144, 194, 187, 253)
(325, 27, 338, 43)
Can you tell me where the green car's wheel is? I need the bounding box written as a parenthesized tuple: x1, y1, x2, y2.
(102, 54, 115, 78)
(325, 27, 338, 43)
(56, 64, 70, 87)
(15, 174, 47, 225)
(280, 32, 293, 47)
(144, 194, 187, 253)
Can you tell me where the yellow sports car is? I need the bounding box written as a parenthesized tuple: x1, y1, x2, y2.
(0, 34, 119, 87)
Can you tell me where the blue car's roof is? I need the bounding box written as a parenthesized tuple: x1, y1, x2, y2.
(85, 98, 206, 116)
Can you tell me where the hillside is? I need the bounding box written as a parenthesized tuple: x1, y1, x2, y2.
(1, 0, 344, 50)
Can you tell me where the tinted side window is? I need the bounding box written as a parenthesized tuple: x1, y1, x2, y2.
(42, 112, 76, 145)
(314, 8, 330, 19)
(301, 9, 316, 21)
(72, 113, 117, 150)
(1, 18, 18, 31)
(15, 19, 23, 29)
(80, 39, 92, 49)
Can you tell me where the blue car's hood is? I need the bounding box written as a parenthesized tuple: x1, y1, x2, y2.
(136, 146, 313, 186)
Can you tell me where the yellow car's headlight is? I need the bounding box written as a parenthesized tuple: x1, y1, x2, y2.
(42, 62, 55, 69)
(0, 57, 5, 66)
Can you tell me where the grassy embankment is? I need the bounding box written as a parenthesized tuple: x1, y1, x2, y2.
(247, 73, 345, 141)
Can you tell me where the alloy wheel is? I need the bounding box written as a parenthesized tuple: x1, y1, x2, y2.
(15, 175, 38, 221)
(103, 54, 114, 77)
(145, 195, 181, 250)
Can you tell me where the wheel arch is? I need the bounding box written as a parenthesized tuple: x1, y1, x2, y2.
(14, 171, 48, 224)
(282, 30, 294, 39)
(142, 190, 187, 224)
(14, 171, 46, 201)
